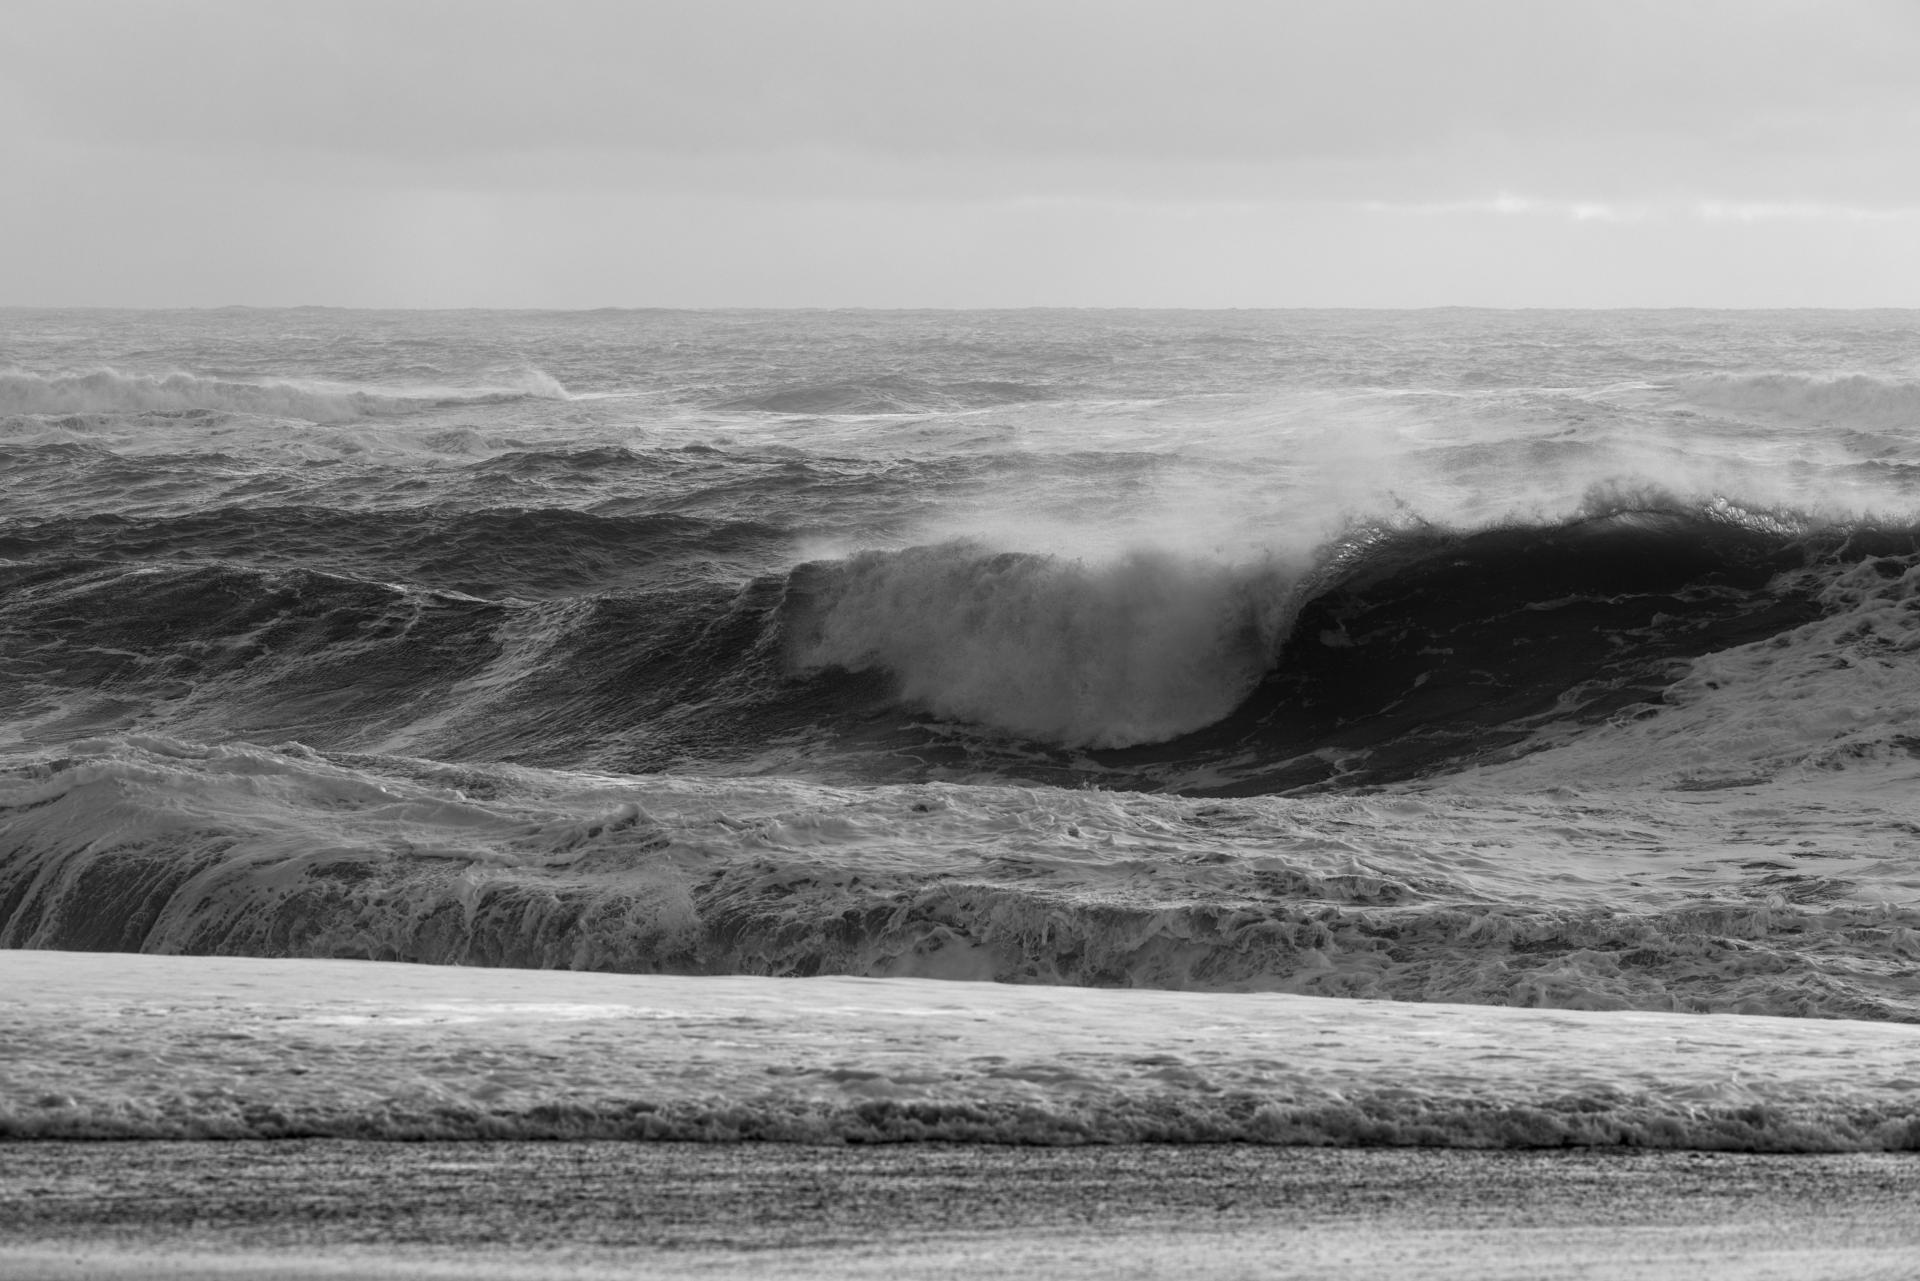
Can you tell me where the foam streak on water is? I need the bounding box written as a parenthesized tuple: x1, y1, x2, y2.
(4, 307, 1920, 1147)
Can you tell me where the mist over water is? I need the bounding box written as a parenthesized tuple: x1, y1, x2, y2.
(787, 542, 1297, 747)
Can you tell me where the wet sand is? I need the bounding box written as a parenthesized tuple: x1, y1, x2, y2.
(5, 1142, 1919, 1279)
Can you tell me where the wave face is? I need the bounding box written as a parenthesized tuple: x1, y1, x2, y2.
(5, 306, 1920, 1043)
(780, 506, 1913, 781)
(5, 502, 1909, 788)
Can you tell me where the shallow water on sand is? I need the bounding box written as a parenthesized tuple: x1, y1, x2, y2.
(5, 1142, 1920, 1280)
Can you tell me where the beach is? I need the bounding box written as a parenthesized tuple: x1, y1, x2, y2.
(8, 0, 1920, 1272)
(4, 951, 1920, 1277)
(6, 1142, 1920, 1279)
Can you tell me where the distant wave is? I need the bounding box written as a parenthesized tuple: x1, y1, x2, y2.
(1674, 372, 1920, 428)
(0, 367, 570, 424)
(718, 375, 1051, 415)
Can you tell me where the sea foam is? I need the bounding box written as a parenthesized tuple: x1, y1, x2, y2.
(788, 542, 1300, 747)
(0, 367, 567, 425)
(5, 952, 1918, 1149)
(6, 736, 1918, 1019)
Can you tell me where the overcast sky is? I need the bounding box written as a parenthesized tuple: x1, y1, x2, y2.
(4, 0, 1917, 308)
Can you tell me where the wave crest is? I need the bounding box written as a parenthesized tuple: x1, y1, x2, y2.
(786, 543, 1298, 748)
(719, 376, 1050, 416)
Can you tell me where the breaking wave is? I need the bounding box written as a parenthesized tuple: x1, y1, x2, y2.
(787, 544, 1299, 747)
(3, 740, 1919, 1021)
(6, 493, 1920, 785)
(783, 500, 1920, 769)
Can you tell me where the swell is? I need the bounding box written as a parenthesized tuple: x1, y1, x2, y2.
(1675, 371, 1920, 429)
(0, 562, 513, 749)
(717, 374, 1053, 415)
(0, 559, 835, 766)
(0, 507, 788, 599)
(0, 439, 945, 528)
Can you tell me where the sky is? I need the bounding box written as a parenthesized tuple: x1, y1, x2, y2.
(3, 0, 1918, 308)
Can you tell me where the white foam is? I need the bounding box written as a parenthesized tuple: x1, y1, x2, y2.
(3, 736, 1918, 1017)
(789, 542, 1300, 746)
(0, 367, 568, 426)
(3, 951, 1916, 1148)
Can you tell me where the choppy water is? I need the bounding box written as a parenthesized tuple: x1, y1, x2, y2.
(5, 307, 1920, 1043)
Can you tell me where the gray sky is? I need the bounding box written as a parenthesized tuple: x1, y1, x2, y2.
(4, 0, 1917, 307)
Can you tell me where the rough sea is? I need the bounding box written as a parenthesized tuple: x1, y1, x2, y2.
(5, 307, 1920, 1149)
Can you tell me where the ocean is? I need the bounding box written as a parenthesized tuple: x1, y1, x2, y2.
(4, 306, 1920, 1151)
